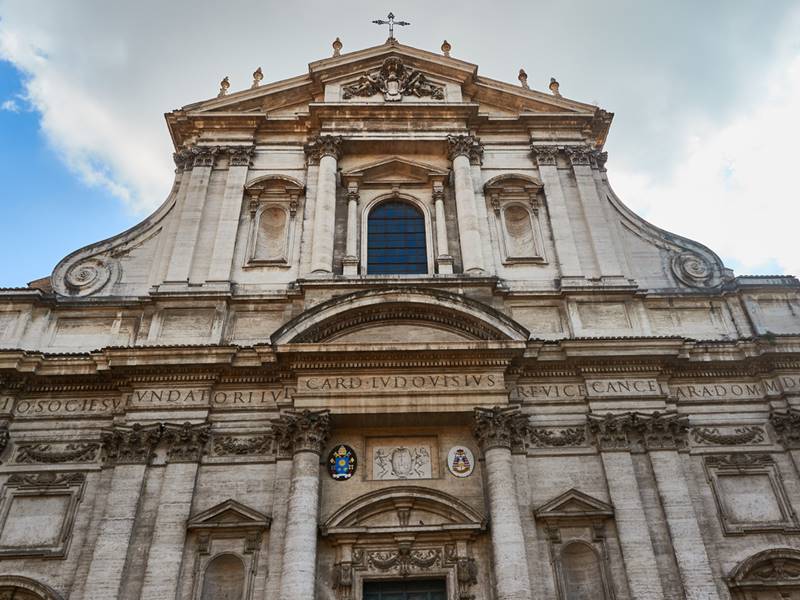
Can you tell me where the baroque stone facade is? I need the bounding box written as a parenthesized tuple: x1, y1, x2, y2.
(0, 36, 800, 600)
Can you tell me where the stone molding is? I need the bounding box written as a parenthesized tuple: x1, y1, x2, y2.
(727, 548, 800, 596)
(272, 409, 330, 455)
(102, 423, 162, 465)
(0, 424, 8, 460)
(305, 135, 343, 163)
(162, 422, 211, 463)
(446, 134, 484, 165)
(473, 406, 528, 452)
(588, 411, 688, 452)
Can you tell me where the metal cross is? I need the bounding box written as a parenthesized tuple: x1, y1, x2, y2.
(372, 12, 410, 40)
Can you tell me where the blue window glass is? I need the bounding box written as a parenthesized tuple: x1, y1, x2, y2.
(367, 201, 427, 274)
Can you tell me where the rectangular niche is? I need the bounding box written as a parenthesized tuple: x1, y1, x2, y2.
(0, 472, 85, 558)
(704, 454, 799, 535)
(366, 436, 438, 481)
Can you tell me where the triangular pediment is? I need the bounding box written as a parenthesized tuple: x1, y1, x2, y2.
(534, 489, 614, 522)
(342, 157, 448, 186)
(178, 40, 595, 116)
(187, 499, 271, 531)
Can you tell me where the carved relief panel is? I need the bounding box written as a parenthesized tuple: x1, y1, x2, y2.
(704, 454, 799, 535)
(366, 436, 437, 481)
(0, 472, 85, 558)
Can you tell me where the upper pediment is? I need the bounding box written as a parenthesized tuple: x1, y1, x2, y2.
(169, 40, 601, 132)
(534, 489, 614, 523)
(187, 499, 271, 531)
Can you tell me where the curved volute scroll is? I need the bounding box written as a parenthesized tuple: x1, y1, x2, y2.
(727, 548, 800, 598)
(271, 287, 530, 345)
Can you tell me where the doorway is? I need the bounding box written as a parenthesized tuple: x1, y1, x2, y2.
(363, 579, 447, 600)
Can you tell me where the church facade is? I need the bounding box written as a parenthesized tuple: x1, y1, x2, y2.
(1, 35, 800, 600)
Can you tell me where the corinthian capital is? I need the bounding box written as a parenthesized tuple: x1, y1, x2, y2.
(102, 423, 162, 465)
(563, 145, 592, 167)
(306, 135, 343, 164)
(530, 144, 559, 167)
(162, 422, 211, 463)
(273, 409, 331, 455)
(588, 411, 688, 452)
(447, 134, 484, 165)
(226, 145, 255, 167)
(770, 408, 800, 449)
(473, 406, 528, 452)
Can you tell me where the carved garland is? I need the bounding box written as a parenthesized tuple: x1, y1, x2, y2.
(212, 434, 273, 457)
(692, 426, 766, 446)
(15, 443, 100, 464)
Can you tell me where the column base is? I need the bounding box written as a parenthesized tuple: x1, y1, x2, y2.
(436, 255, 454, 275)
(342, 256, 359, 276)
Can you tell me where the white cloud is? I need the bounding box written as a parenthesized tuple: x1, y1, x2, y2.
(1, 98, 20, 112)
(611, 47, 800, 276)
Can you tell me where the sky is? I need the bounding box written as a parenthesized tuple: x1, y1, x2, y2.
(0, 0, 798, 286)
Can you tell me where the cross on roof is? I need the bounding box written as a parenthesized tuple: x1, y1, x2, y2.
(372, 12, 410, 40)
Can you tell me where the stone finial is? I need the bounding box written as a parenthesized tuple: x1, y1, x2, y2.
(549, 77, 561, 97)
(441, 40, 452, 57)
(518, 68, 529, 89)
(218, 76, 230, 97)
(473, 406, 529, 452)
(251, 67, 263, 89)
(273, 409, 331, 455)
(332, 37, 343, 56)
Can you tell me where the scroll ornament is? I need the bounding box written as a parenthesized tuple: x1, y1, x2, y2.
(342, 57, 445, 102)
(671, 250, 716, 288)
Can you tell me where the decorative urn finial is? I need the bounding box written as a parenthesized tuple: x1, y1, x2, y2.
(549, 77, 561, 97)
(218, 76, 230, 98)
(518, 68, 529, 89)
(441, 40, 451, 57)
(251, 67, 263, 89)
(332, 37, 343, 56)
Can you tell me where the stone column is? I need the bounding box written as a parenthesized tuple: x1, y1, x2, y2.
(530, 145, 582, 282)
(474, 407, 532, 600)
(275, 409, 331, 600)
(207, 145, 254, 285)
(343, 181, 360, 276)
(308, 135, 342, 274)
(139, 423, 210, 599)
(564, 146, 624, 281)
(588, 413, 666, 600)
(635, 412, 721, 600)
(432, 181, 453, 274)
(82, 424, 162, 600)
(447, 135, 485, 274)
(164, 146, 219, 285)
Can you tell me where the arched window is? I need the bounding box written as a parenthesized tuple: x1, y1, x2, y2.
(201, 553, 245, 600)
(367, 201, 427, 274)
